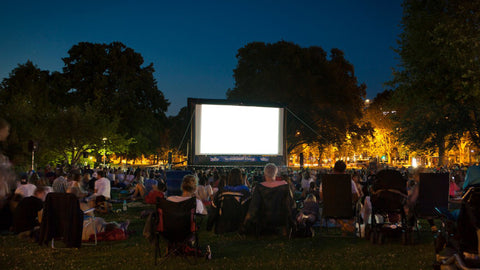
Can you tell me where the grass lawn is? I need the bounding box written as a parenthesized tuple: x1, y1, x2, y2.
(0, 201, 437, 270)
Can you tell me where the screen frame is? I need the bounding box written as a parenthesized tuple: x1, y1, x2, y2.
(188, 98, 287, 166)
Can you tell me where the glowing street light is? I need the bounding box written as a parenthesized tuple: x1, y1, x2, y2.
(412, 157, 418, 168)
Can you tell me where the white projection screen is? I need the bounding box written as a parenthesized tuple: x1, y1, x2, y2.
(189, 99, 286, 166)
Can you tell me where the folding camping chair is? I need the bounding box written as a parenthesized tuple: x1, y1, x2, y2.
(39, 193, 84, 248)
(368, 169, 410, 244)
(321, 174, 359, 236)
(244, 183, 295, 238)
(416, 173, 449, 231)
(82, 208, 97, 246)
(154, 196, 200, 265)
(207, 191, 250, 234)
(434, 187, 480, 269)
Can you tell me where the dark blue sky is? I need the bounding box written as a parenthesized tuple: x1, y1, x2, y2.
(0, 0, 403, 115)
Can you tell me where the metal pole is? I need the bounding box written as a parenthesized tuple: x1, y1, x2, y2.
(31, 151, 34, 171)
(103, 144, 106, 167)
(102, 137, 107, 168)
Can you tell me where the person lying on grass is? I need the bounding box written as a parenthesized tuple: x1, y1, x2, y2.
(67, 186, 130, 241)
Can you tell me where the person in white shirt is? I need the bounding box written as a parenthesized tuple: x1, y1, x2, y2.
(94, 171, 111, 199)
(88, 171, 111, 212)
(14, 175, 37, 198)
(300, 171, 314, 191)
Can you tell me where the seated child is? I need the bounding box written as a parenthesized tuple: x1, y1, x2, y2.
(296, 194, 319, 237)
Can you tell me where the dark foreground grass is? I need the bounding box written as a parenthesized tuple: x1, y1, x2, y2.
(0, 203, 436, 270)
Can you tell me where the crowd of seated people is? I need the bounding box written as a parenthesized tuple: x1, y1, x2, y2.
(197, 161, 473, 238)
(0, 162, 168, 239)
(188, 163, 360, 237)
(1, 146, 476, 246)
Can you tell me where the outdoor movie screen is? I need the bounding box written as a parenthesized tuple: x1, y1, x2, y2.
(194, 103, 284, 156)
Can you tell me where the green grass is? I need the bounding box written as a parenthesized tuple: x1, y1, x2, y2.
(0, 202, 437, 270)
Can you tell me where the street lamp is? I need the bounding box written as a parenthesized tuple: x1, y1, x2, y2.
(102, 137, 107, 167)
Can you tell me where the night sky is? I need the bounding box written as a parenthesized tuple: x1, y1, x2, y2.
(0, 0, 403, 115)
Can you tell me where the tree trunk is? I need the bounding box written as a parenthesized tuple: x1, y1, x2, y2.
(438, 139, 446, 167)
(317, 146, 324, 167)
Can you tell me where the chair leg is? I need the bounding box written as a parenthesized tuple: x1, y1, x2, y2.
(82, 216, 98, 246)
(93, 219, 97, 245)
(193, 233, 199, 264)
(154, 234, 159, 265)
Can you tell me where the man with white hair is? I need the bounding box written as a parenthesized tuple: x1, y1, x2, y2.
(243, 163, 295, 236)
(261, 163, 287, 188)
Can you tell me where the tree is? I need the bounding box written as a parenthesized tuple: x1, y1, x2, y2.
(43, 105, 132, 166)
(0, 41, 168, 168)
(62, 42, 170, 157)
(227, 41, 367, 154)
(0, 61, 133, 167)
(390, 0, 480, 166)
(364, 90, 405, 163)
(0, 61, 57, 167)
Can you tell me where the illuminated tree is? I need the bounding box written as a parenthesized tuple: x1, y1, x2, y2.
(363, 90, 405, 163)
(44, 105, 133, 166)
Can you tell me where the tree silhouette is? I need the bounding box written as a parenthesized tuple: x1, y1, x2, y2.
(62, 42, 170, 158)
(227, 41, 367, 154)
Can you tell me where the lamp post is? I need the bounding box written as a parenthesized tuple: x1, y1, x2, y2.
(102, 137, 107, 167)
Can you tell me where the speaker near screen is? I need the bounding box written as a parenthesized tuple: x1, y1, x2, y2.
(188, 98, 286, 166)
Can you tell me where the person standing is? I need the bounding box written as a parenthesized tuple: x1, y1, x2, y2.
(0, 118, 15, 231)
(0, 118, 14, 200)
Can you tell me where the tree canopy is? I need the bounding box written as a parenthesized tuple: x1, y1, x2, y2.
(62, 42, 170, 157)
(390, 0, 480, 165)
(0, 42, 170, 168)
(227, 41, 367, 152)
(363, 90, 405, 163)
